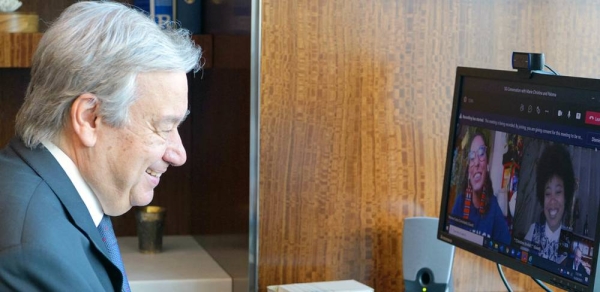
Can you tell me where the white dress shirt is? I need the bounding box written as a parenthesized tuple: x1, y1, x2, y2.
(42, 141, 104, 227)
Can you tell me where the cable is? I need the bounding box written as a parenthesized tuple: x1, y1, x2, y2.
(497, 263, 514, 292)
(531, 277, 552, 292)
(544, 64, 559, 75)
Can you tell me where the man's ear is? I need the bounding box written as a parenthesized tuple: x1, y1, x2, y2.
(70, 93, 99, 147)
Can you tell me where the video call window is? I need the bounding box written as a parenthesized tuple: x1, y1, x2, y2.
(444, 124, 600, 284)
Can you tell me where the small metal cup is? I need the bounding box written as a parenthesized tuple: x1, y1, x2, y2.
(135, 206, 166, 254)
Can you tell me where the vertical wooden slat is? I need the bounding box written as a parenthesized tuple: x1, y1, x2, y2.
(0, 33, 42, 68)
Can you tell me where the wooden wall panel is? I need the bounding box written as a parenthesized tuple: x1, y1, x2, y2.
(0, 33, 42, 67)
(258, 0, 600, 291)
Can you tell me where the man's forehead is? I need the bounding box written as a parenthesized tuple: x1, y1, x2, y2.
(132, 71, 189, 119)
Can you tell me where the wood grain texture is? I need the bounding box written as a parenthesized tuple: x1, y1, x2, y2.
(0, 33, 42, 67)
(0, 33, 211, 69)
(258, 0, 600, 291)
(0, 13, 39, 33)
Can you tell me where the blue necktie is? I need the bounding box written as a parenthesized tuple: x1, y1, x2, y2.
(98, 215, 131, 292)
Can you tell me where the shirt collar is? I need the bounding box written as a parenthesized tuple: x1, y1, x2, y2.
(42, 141, 104, 227)
(545, 223, 562, 241)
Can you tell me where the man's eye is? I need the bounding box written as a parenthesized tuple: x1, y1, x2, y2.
(154, 128, 173, 139)
(161, 127, 176, 133)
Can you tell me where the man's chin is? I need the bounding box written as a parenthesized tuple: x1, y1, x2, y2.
(131, 191, 155, 207)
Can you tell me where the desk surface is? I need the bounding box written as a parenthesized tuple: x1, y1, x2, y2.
(119, 235, 232, 292)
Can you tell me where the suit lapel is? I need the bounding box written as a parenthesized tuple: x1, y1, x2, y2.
(8, 138, 124, 290)
(8, 138, 109, 255)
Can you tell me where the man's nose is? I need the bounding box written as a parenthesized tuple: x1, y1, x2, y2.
(163, 128, 187, 166)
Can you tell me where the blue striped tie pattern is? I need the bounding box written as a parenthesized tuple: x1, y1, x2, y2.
(97, 215, 131, 292)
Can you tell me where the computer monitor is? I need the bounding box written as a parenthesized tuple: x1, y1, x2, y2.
(437, 66, 600, 292)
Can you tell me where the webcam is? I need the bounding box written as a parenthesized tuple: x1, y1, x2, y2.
(512, 52, 545, 71)
(512, 52, 557, 77)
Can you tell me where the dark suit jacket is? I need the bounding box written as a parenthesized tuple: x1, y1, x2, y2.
(0, 138, 123, 291)
(567, 256, 587, 275)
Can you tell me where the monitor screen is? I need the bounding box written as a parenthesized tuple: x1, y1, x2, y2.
(437, 66, 600, 291)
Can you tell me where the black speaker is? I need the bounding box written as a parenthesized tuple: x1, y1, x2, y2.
(403, 217, 455, 292)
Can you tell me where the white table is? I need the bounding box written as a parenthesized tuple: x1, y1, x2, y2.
(119, 235, 232, 292)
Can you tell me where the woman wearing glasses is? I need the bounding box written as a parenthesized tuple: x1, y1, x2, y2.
(451, 129, 511, 245)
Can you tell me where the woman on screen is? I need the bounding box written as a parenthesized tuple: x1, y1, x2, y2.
(525, 143, 575, 262)
(451, 129, 511, 244)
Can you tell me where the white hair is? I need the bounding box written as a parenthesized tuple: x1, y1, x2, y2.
(15, 1, 202, 148)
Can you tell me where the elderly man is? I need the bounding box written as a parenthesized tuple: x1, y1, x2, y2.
(570, 246, 591, 276)
(0, 1, 201, 291)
